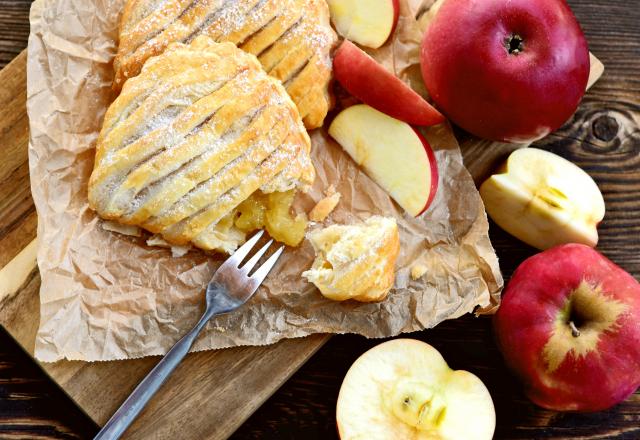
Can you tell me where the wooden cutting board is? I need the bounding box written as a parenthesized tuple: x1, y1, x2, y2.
(0, 49, 603, 439)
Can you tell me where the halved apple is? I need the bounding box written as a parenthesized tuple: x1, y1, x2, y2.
(327, 0, 399, 49)
(337, 339, 496, 440)
(328, 104, 438, 216)
(334, 40, 445, 126)
(480, 148, 605, 250)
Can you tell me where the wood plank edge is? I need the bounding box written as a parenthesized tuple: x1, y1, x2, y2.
(0, 238, 37, 303)
(0, 50, 26, 79)
(221, 335, 331, 439)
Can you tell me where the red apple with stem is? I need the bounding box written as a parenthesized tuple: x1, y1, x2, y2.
(494, 244, 640, 411)
(421, 0, 590, 142)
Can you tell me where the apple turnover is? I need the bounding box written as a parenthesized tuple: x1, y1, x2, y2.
(89, 37, 315, 253)
(114, 0, 338, 129)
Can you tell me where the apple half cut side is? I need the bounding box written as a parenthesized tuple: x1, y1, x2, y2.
(334, 40, 445, 126)
(337, 339, 496, 440)
(479, 148, 605, 250)
(328, 104, 439, 216)
(327, 0, 399, 49)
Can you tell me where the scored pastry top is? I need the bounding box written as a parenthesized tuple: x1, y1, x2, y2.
(114, 0, 338, 129)
(89, 37, 315, 253)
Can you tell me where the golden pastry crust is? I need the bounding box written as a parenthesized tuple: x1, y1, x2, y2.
(89, 37, 314, 252)
(302, 216, 400, 302)
(309, 192, 340, 222)
(309, 185, 341, 222)
(410, 263, 428, 280)
(114, 0, 338, 129)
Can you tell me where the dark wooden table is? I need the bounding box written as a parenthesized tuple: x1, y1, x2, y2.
(1, 0, 639, 438)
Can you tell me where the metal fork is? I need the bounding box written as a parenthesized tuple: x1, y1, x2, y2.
(94, 231, 283, 440)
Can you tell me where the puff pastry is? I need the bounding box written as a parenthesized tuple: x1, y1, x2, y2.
(114, 0, 338, 129)
(302, 216, 400, 302)
(89, 37, 315, 253)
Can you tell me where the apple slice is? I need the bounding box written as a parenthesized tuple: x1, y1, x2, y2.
(327, 0, 399, 49)
(480, 148, 605, 250)
(334, 40, 445, 126)
(328, 104, 438, 216)
(337, 339, 496, 440)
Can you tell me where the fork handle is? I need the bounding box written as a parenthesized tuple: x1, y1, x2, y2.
(94, 293, 230, 440)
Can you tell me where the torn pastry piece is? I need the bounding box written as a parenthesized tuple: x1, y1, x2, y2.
(114, 0, 338, 129)
(89, 37, 315, 254)
(309, 185, 341, 222)
(302, 216, 400, 302)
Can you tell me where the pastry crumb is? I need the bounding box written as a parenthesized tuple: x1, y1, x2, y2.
(309, 186, 341, 222)
(102, 221, 142, 237)
(146, 235, 192, 257)
(411, 263, 429, 280)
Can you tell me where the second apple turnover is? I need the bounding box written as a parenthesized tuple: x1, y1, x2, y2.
(114, 0, 338, 129)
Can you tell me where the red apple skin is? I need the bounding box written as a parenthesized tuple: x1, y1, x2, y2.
(420, 0, 590, 143)
(414, 128, 439, 215)
(494, 244, 640, 411)
(334, 40, 445, 126)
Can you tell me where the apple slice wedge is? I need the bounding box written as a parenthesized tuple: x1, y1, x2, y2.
(327, 0, 399, 49)
(329, 104, 438, 216)
(334, 40, 445, 126)
(337, 339, 496, 440)
(480, 148, 605, 250)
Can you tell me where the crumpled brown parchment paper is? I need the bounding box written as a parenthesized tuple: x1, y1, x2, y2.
(27, 0, 503, 362)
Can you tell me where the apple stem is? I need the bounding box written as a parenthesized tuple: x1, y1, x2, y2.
(569, 321, 581, 338)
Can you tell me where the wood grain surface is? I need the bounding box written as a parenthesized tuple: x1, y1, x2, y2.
(0, 0, 638, 438)
(0, 1, 30, 68)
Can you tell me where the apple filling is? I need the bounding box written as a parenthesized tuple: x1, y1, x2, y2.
(141, 190, 307, 254)
(234, 190, 307, 247)
(543, 280, 629, 372)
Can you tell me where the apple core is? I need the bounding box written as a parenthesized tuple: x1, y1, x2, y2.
(388, 380, 447, 431)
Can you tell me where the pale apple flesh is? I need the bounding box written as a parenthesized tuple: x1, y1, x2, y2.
(327, 0, 399, 49)
(337, 339, 496, 440)
(494, 244, 640, 411)
(334, 40, 445, 126)
(480, 148, 604, 250)
(328, 104, 439, 216)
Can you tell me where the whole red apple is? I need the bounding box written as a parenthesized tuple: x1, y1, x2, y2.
(420, 0, 590, 142)
(494, 244, 640, 412)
